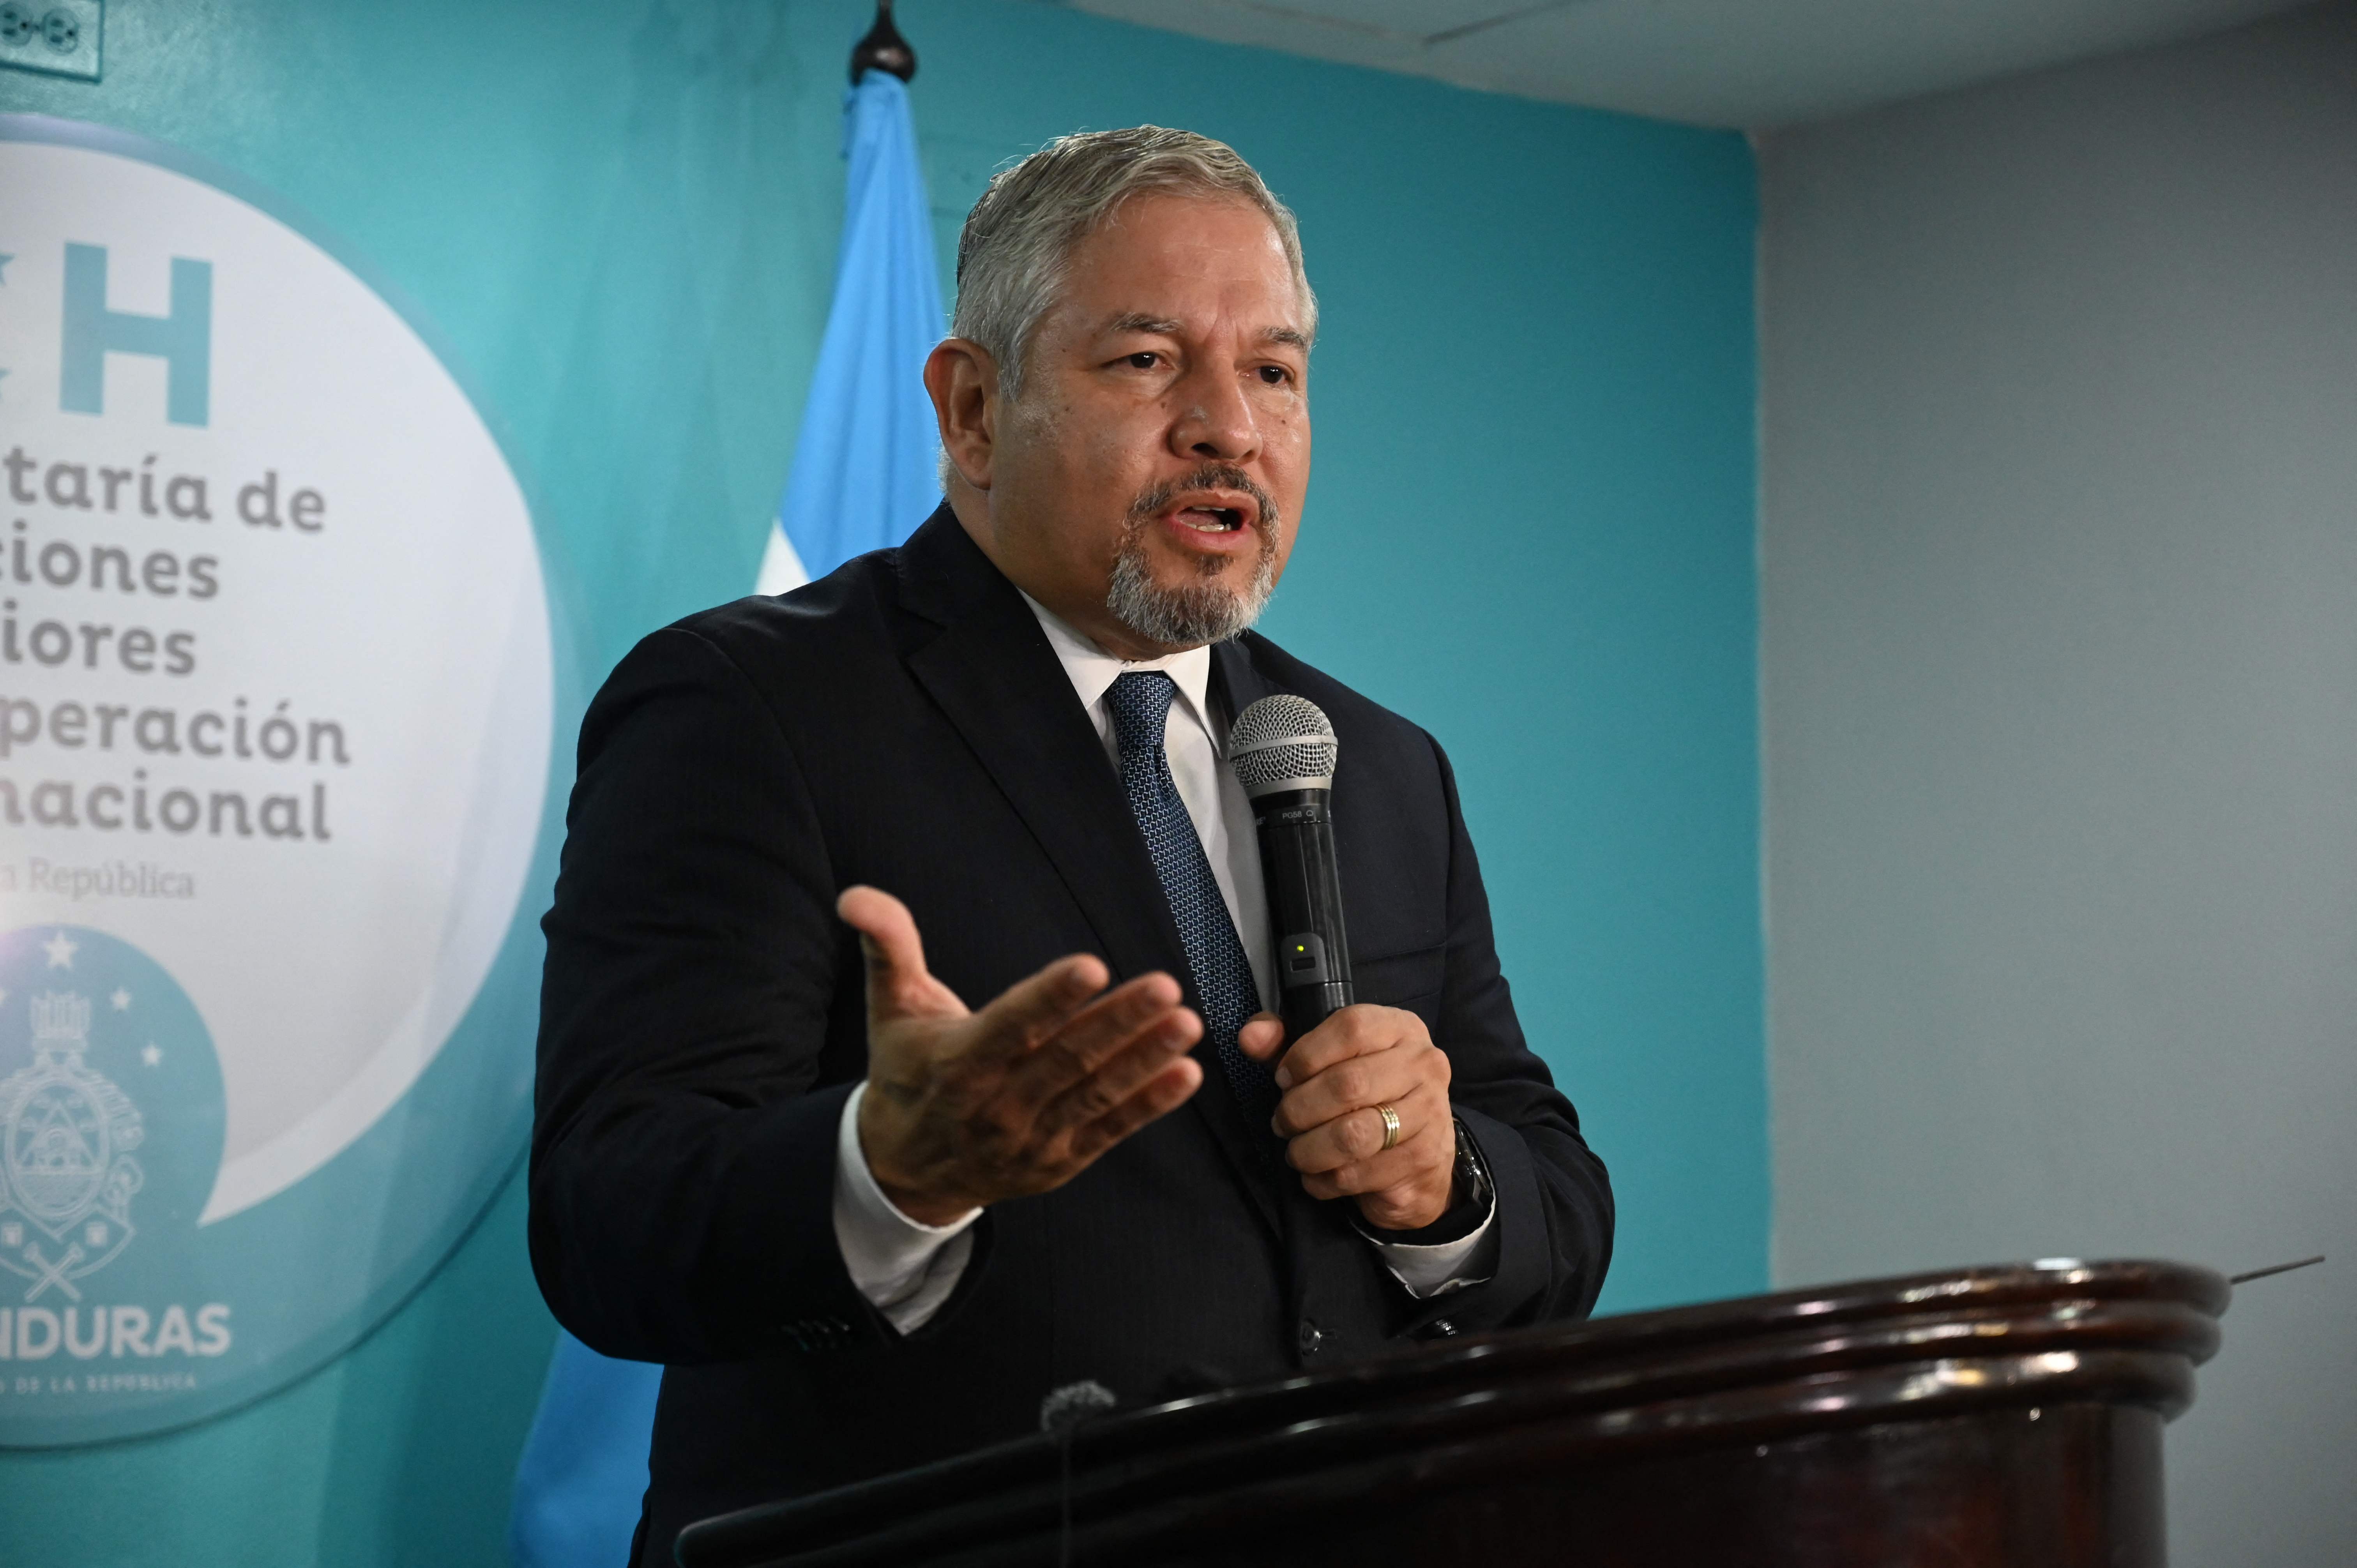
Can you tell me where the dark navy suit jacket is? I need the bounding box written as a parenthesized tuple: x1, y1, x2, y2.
(529, 505, 1613, 1562)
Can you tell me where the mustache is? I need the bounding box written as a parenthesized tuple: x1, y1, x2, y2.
(1124, 464, 1279, 531)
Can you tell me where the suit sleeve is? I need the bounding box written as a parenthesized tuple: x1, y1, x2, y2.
(529, 625, 941, 1363)
(1412, 735, 1615, 1332)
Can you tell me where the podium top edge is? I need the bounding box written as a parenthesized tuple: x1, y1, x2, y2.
(677, 1257, 2228, 1566)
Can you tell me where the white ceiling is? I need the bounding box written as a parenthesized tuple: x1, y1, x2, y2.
(1053, 0, 2314, 127)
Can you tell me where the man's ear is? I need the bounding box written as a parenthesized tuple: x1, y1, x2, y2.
(926, 339, 1001, 493)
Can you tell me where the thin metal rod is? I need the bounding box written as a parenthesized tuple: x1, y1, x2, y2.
(1425, 2, 1591, 47)
(2228, 1255, 2325, 1284)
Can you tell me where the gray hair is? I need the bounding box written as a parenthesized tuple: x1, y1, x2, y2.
(951, 125, 1317, 400)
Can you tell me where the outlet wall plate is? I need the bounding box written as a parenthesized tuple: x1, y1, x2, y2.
(0, 0, 101, 82)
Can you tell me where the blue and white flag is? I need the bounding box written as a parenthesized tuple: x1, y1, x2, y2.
(757, 68, 946, 591)
(506, 1332, 665, 1568)
(508, 66, 943, 1568)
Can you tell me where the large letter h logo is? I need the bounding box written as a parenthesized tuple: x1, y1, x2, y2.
(59, 244, 213, 427)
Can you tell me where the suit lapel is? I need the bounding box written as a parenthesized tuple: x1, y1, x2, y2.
(895, 514, 1282, 1237)
(898, 515, 1175, 985)
(1210, 635, 1279, 726)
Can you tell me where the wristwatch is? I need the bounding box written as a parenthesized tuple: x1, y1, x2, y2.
(1448, 1116, 1494, 1217)
(1362, 1116, 1494, 1246)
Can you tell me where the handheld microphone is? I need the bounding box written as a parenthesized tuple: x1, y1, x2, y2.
(1227, 695, 1353, 1039)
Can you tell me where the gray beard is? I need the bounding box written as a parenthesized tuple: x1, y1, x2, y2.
(1103, 478, 1283, 648)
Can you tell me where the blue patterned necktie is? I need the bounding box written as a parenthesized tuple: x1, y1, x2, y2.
(1104, 671, 1278, 1128)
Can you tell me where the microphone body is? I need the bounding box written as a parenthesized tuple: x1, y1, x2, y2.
(1252, 787, 1354, 1037)
(1227, 696, 1354, 1038)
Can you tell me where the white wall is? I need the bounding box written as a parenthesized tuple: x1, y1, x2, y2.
(1758, 5, 2356, 1563)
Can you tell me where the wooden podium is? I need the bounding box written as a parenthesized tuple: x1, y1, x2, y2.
(677, 1258, 2227, 1568)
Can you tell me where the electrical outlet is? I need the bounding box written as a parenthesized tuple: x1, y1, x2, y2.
(0, 0, 101, 82)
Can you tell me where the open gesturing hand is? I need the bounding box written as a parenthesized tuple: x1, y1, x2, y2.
(840, 886, 1205, 1227)
(1240, 1005, 1456, 1232)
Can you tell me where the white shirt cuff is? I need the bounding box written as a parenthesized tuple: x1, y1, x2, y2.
(1364, 1196, 1499, 1298)
(832, 1082, 982, 1334)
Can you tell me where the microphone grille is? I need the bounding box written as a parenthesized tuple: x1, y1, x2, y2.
(1227, 694, 1339, 796)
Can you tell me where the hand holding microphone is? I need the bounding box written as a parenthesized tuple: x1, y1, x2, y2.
(1228, 697, 1459, 1233)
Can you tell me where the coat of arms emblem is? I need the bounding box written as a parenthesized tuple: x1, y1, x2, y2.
(0, 992, 145, 1302)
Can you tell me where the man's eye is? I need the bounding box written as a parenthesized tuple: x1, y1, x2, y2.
(1257, 365, 1292, 385)
(1124, 352, 1161, 370)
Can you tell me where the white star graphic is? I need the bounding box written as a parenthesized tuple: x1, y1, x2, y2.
(141, 1043, 163, 1067)
(41, 931, 77, 969)
(110, 989, 131, 1011)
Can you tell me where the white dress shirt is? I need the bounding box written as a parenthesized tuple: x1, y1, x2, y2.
(831, 595, 1496, 1333)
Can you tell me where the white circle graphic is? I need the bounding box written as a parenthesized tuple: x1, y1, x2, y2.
(0, 137, 553, 1227)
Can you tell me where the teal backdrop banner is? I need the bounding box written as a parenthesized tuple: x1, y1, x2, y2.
(0, 2, 1760, 1563)
(0, 114, 578, 1448)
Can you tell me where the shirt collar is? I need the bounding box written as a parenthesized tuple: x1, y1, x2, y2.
(1020, 591, 1217, 740)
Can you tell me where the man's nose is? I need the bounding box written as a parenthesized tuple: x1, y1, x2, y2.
(1169, 365, 1261, 463)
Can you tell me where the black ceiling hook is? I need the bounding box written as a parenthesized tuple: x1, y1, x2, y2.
(850, 1, 917, 84)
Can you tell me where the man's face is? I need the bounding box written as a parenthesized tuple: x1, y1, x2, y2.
(940, 193, 1312, 658)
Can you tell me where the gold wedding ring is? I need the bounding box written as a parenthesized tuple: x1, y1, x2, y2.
(1375, 1102, 1402, 1152)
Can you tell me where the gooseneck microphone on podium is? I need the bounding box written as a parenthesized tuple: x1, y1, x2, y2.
(1227, 695, 1354, 1038)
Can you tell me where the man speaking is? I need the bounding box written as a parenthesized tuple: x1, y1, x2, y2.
(530, 127, 1614, 1561)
